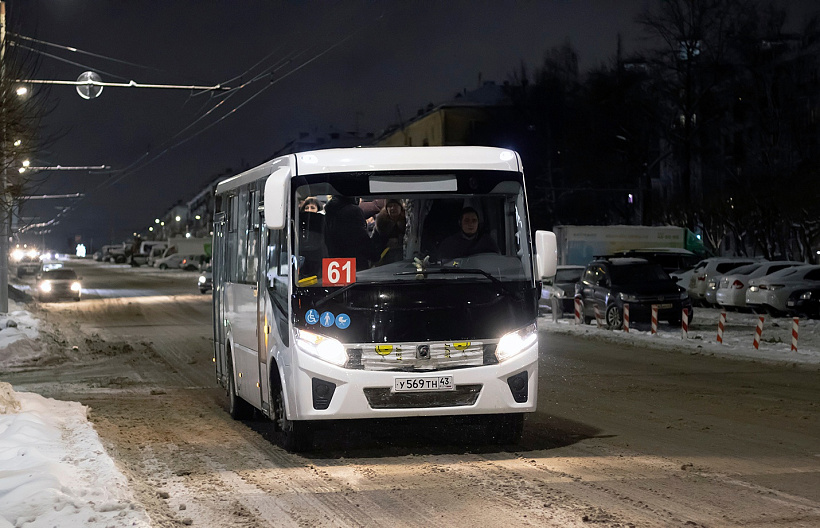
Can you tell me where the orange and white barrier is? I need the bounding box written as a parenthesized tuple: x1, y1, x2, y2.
(574, 298, 582, 325)
(681, 308, 689, 339)
(753, 316, 765, 349)
(791, 317, 799, 351)
(717, 311, 727, 344)
(594, 304, 603, 327)
(651, 304, 659, 335)
(623, 304, 630, 332)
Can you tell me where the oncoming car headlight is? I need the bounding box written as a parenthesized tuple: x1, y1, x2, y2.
(70, 281, 81, 292)
(198, 275, 206, 284)
(619, 292, 639, 302)
(295, 329, 347, 366)
(495, 323, 537, 362)
(39, 281, 52, 292)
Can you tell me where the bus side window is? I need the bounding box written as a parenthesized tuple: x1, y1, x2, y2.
(245, 190, 260, 283)
(267, 229, 288, 310)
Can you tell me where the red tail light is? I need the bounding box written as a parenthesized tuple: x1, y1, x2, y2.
(732, 280, 744, 289)
(697, 276, 706, 281)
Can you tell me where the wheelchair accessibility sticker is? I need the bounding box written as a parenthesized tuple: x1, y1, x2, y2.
(306, 310, 351, 330)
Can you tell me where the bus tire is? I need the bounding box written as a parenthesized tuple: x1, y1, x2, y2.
(226, 353, 253, 420)
(273, 377, 313, 453)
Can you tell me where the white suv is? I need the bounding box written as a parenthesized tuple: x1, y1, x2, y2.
(688, 257, 758, 305)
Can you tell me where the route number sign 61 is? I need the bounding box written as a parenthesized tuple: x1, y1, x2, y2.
(323, 258, 356, 287)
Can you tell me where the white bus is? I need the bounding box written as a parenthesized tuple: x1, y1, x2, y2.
(212, 146, 556, 451)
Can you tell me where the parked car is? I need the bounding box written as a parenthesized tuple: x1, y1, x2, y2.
(36, 268, 82, 302)
(716, 261, 804, 310)
(575, 257, 692, 329)
(154, 253, 185, 269)
(746, 264, 820, 315)
(198, 265, 213, 294)
(786, 288, 820, 319)
(180, 254, 209, 271)
(688, 257, 758, 305)
(540, 265, 584, 317)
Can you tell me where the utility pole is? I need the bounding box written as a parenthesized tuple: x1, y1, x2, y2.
(1, 0, 10, 313)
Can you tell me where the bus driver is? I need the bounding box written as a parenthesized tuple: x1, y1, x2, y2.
(438, 207, 499, 260)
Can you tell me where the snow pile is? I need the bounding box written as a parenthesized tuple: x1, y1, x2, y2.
(0, 301, 151, 528)
(0, 382, 151, 528)
(0, 308, 47, 369)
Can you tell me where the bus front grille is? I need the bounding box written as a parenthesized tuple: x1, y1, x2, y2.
(363, 385, 482, 409)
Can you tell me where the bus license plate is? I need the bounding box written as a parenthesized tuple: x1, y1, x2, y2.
(394, 376, 455, 392)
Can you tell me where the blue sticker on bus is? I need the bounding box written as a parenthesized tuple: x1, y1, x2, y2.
(320, 311, 335, 327)
(335, 313, 350, 329)
(305, 309, 319, 325)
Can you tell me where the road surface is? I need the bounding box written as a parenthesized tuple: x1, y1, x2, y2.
(5, 259, 820, 527)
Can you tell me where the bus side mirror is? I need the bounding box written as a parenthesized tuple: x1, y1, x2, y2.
(264, 166, 291, 230)
(535, 230, 557, 279)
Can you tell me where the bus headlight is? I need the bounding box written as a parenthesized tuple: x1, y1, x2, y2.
(495, 323, 537, 362)
(39, 281, 52, 292)
(296, 329, 347, 366)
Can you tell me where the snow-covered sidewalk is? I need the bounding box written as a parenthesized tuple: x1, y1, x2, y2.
(0, 301, 150, 528)
(540, 306, 820, 366)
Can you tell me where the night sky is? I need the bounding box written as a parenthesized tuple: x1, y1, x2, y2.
(5, 0, 812, 252)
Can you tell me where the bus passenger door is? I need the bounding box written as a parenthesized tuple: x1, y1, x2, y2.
(213, 213, 228, 384)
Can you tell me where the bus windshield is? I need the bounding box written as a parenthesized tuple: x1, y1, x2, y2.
(290, 170, 534, 289)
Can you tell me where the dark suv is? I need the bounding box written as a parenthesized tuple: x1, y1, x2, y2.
(576, 257, 692, 329)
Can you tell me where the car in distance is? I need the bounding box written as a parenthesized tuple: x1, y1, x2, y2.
(540, 265, 584, 317)
(36, 268, 82, 302)
(688, 257, 758, 305)
(198, 265, 213, 294)
(786, 288, 820, 319)
(746, 264, 820, 315)
(716, 261, 804, 310)
(576, 257, 692, 329)
(14, 255, 41, 278)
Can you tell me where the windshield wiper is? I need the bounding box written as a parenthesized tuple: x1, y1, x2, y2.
(394, 268, 521, 299)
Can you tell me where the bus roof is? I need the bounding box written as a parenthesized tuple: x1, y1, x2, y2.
(215, 146, 521, 195)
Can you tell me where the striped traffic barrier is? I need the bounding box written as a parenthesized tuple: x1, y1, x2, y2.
(651, 304, 659, 335)
(681, 308, 689, 339)
(623, 303, 630, 332)
(594, 304, 603, 327)
(574, 298, 582, 325)
(791, 317, 799, 351)
(753, 316, 765, 349)
(717, 311, 727, 344)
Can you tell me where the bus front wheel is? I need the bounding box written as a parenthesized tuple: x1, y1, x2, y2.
(273, 379, 313, 453)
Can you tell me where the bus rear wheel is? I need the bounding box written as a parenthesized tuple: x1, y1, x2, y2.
(273, 379, 313, 453)
(226, 355, 253, 420)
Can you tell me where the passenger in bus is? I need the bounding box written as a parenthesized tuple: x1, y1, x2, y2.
(323, 195, 378, 270)
(301, 196, 323, 213)
(373, 199, 406, 265)
(359, 198, 384, 235)
(438, 207, 499, 260)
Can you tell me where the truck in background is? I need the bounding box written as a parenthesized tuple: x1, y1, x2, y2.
(149, 236, 211, 267)
(554, 225, 706, 268)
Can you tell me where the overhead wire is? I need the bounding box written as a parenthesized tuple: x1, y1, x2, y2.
(20, 4, 385, 234)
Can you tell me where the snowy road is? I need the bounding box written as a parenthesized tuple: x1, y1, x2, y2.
(5, 259, 820, 527)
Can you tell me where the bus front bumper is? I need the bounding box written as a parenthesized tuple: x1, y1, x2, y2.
(286, 344, 538, 421)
